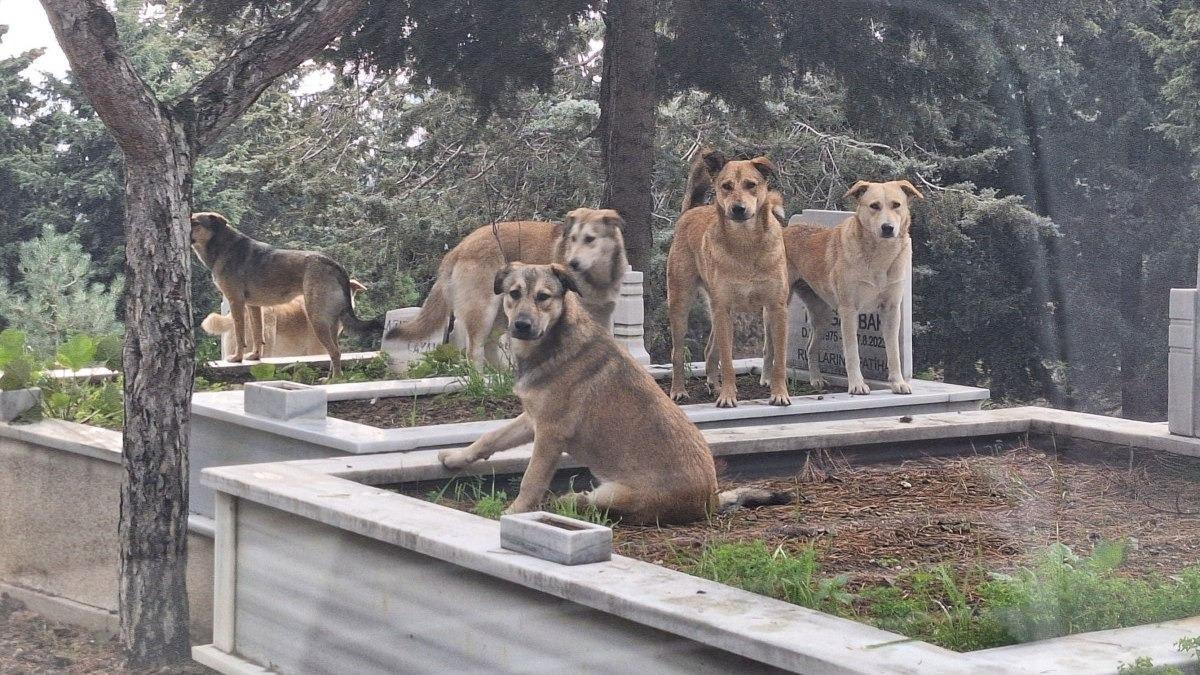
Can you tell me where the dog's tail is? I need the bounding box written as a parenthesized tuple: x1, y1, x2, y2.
(682, 151, 714, 213)
(200, 312, 234, 336)
(383, 267, 452, 341)
(716, 487, 794, 514)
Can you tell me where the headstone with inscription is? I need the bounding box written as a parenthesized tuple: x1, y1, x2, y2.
(784, 210, 913, 382)
(1168, 253, 1200, 436)
(381, 307, 447, 373)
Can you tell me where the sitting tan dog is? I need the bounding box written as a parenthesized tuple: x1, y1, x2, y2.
(763, 180, 923, 395)
(438, 263, 788, 524)
(386, 208, 628, 366)
(201, 280, 367, 360)
(666, 150, 791, 408)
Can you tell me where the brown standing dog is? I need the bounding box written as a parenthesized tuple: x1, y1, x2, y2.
(200, 280, 367, 359)
(666, 150, 791, 408)
(763, 180, 923, 395)
(438, 263, 789, 523)
(190, 212, 382, 376)
(385, 208, 628, 366)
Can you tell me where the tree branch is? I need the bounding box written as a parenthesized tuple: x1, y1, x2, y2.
(38, 0, 169, 161)
(181, 0, 367, 151)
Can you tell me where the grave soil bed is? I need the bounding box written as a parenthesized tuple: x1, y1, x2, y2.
(328, 373, 819, 428)
(411, 443, 1200, 650)
(0, 595, 213, 675)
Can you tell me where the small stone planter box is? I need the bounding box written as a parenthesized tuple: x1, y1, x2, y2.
(194, 406, 1200, 674)
(499, 511, 612, 565)
(189, 358, 988, 518)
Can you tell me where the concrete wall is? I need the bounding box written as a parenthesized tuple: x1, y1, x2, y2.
(230, 499, 783, 674)
(0, 421, 213, 641)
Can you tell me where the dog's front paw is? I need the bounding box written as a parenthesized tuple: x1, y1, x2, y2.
(715, 389, 739, 408)
(670, 387, 689, 403)
(503, 501, 535, 516)
(768, 390, 791, 406)
(244, 351, 261, 361)
(227, 353, 244, 364)
(438, 448, 476, 471)
(847, 381, 871, 396)
(890, 379, 913, 395)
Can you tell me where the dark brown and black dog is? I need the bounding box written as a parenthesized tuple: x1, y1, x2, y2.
(190, 212, 381, 376)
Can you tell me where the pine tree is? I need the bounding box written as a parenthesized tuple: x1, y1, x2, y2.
(0, 224, 122, 357)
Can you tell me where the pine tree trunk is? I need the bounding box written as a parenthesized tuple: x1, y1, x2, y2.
(118, 125, 195, 665)
(599, 0, 656, 277)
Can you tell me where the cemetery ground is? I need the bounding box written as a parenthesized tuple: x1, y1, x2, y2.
(0, 595, 212, 674)
(411, 440, 1200, 652)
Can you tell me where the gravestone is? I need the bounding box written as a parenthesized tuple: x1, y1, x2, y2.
(381, 307, 447, 373)
(784, 210, 913, 381)
(1168, 254, 1200, 436)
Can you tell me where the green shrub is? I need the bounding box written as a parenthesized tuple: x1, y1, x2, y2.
(405, 344, 474, 379)
(0, 329, 41, 390)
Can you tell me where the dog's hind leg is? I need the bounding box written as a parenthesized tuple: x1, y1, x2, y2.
(761, 306, 773, 386)
(567, 481, 637, 521)
(459, 293, 500, 368)
(701, 294, 720, 388)
(881, 292, 911, 394)
(795, 287, 831, 391)
(245, 305, 265, 361)
(439, 413, 534, 471)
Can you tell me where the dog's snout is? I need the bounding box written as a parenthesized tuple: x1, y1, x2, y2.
(729, 203, 749, 220)
(512, 317, 533, 337)
(881, 224, 895, 237)
(568, 258, 581, 271)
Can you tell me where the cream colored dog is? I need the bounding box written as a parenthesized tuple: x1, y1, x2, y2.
(764, 180, 923, 396)
(201, 280, 366, 359)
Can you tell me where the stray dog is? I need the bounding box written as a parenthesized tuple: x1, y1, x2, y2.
(666, 150, 791, 408)
(763, 180, 923, 395)
(200, 280, 367, 359)
(385, 208, 627, 366)
(190, 212, 382, 376)
(437, 263, 791, 524)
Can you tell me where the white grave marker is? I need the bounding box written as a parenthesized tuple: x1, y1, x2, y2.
(381, 307, 446, 373)
(1168, 254, 1200, 436)
(785, 210, 913, 381)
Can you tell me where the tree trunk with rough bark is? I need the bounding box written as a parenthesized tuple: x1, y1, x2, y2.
(37, 0, 367, 665)
(599, 0, 656, 277)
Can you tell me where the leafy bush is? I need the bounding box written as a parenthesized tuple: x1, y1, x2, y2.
(0, 329, 40, 390)
(404, 344, 474, 379)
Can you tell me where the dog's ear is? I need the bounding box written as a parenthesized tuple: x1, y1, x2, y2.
(562, 209, 580, 236)
(749, 156, 776, 180)
(843, 181, 872, 201)
(896, 180, 924, 201)
(493, 264, 514, 295)
(192, 212, 229, 230)
(550, 263, 581, 296)
(701, 149, 727, 174)
(348, 279, 367, 293)
(602, 211, 625, 232)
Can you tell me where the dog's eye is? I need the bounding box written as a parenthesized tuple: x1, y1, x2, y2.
(584, 235, 595, 244)
(745, 182, 757, 190)
(535, 292, 551, 303)
(721, 182, 734, 191)
(870, 202, 882, 210)
(509, 290, 521, 300)
(891, 201, 901, 209)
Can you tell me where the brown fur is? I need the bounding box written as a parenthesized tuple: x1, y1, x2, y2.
(385, 208, 628, 366)
(437, 263, 719, 524)
(763, 180, 923, 395)
(201, 280, 367, 359)
(190, 212, 381, 376)
(666, 150, 791, 408)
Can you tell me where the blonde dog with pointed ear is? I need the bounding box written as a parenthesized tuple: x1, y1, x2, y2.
(764, 180, 924, 396)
